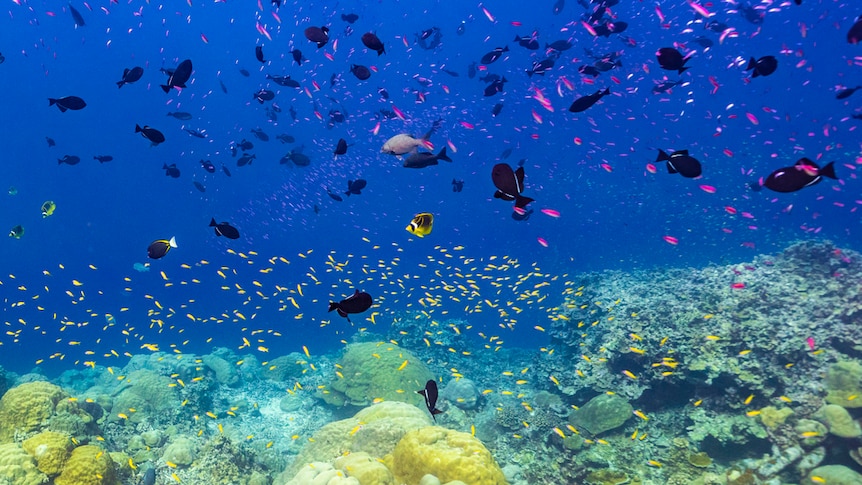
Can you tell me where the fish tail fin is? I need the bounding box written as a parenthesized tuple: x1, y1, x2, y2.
(437, 147, 452, 162)
(526, 70, 533, 78)
(515, 195, 535, 209)
(117, 81, 124, 88)
(160, 85, 171, 93)
(135, 124, 142, 133)
(58, 159, 63, 165)
(820, 161, 837, 180)
(514, 35, 521, 41)
(328, 302, 338, 312)
(344, 191, 351, 197)
(48, 98, 56, 106)
(603, 87, 610, 95)
(747, 57, 756, 70)
(678, 67, 689, 74)
(209, 218, 217, 227)
(168, 236, 177, 249)
(656, 150, 671, 162)
(752, 70, 760, 78)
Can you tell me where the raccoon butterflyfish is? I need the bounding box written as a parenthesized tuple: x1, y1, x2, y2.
(406, 212, 434, 237)
(41, 200, 56, 218)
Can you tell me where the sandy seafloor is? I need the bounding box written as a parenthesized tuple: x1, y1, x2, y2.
(1, 240, 862, 485)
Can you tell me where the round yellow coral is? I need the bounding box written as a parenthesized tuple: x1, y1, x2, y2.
(22, 431, 72, 476)
(0, 443, 48, 485)
(54, 444, 118, 485)
(0, 381, 67, 442)
(391, 427, 506, 485)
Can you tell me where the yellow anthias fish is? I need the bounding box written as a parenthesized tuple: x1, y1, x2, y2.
(41, 200, 56, 218)
(406, 213, 434, 237)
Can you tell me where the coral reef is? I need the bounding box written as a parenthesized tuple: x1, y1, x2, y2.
(21, 430, 72, 476)
(0, 443, 48, 485)
(54, 444, 118, 485)
(317, 342, 433, 407)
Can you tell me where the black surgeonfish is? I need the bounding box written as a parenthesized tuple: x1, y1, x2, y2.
(656, 47, 689, 73)
(209, 219, 240, 239)
(304, 25, 330, 48)
(763, 159, 837, 193)
(568, 88, 610, 112)
(136, 124, 165, 145)
(480, 46, 509, 64)
(403, 147, 452, 169)
(161, 59, 192, 93)
(49, 96, 86, 112)
(492, 163, 534, 209)
(345, 179, 366, 196)
(147, 237, 177, 259)
(328, 290, 373, 322)
(417, 380, 443, 422)
(361, 32, 385, 55)
(746, 56, 777, 77)
(117, 66, 144, 88)
(657, 149, 702, 178)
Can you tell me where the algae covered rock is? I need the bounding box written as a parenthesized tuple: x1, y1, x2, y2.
(319, 342, 433, 407)
(569, 394, 632, 435)
(759, 406, 793, 429)
(22, 431, 72, 476)
(585, 468, 630, 485)
(0, 443, 48, 485)
(54, 444, 118, 485)
(818, 404, 862, 438)
(805, 464, 862, 485)
(390, 426, 506, 485)
(825, 361, 862, 408)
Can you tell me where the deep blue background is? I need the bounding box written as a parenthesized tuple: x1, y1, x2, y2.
(1, 0, 860, 375)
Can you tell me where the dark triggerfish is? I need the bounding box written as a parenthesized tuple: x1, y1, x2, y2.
(328, 290, 373, 322)
(492, 163, 534, 209)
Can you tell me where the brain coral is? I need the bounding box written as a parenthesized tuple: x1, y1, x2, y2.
(0, 381, 68, 442)
(390, 427, 506, 485)
(0, 443, 48, 485)
(319, 342, 433, 407)
(22, 431, 73, 476)
(54, 444, 118, 485)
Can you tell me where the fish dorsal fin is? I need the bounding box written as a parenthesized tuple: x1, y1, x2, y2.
(796, 157, 817, 168)
(677, 150, 689, 156)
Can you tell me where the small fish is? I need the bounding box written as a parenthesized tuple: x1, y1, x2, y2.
(253, 89, 275, 104)
(135, 124, 165, 145)
(657, 149, 702, 178)
(147, 236, 177, 259)
(836, 86, 862, 100)
(237, 154, 256, 167)
(290, 49, 304, 65)
(184, 129, 207, 139)
(68, 2, 85, 27)
(117, 66, 144, 88)
(46, 137, 56, 147)
(94, 155, 113, 163)
(163, 163, 180, 178)
(334, 138, 348, 157)
(49, 96, 86, 112)
(492, 103, 504, 116)
(251, 128, 270, 141)
(221, 164, 232, 177)
(200, 160, 215, 173)
(546, 40, 572, 52)
(406, 213, 433, 238)
(514, 34, 540, 50)
(451, 179, 464, 192)
(238, 139, 254, 151)
(210, 218, 240, 239)
(327, 189, 343, 201)
(58, 155, 81, 165)
(41, 200, 56, 218)
(341, 13, 359, 24)
(746, 56, 777, 77)
(255, 45, 266, 63)
(8, 225, 24, 239)
(849, 16, 862, 44)
(526, 57, 556, 77)
(417, 379, 443, 421)
(403, 147, 452, 169)
(483, 77, 508, 97)
(166, 111, 193, 120)
(328, 289, 373, 322)
(193, 181, 206, 192)
(266, 74, 300, 88)
(350, 64, 371, 81)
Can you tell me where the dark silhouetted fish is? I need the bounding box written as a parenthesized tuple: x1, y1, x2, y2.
(657, 149, 702, 178)
(253, 89, 275, 103)
(161, 59, 192, 93)
(167, 111, 192, 120)
(94, 155, 113, 163)
(49, 96, 86, 112)
(417, 380, 443, 421)
(452, 179, 464, 192)
(579, 65, 600, 77)
(255, 45, 266, 63)
(210, 218, 240, 239)
(276, 134, 295, 144)
(163, 163, 180, 178)
(238, 139, 254, 151)
(251, 128, 269, 141)
(290, 49, 304, 65)
(594, 21, 628, 37)
(201, 160, 215, 173)
(184, 129, 206, 139)
(527, 57, 556, 77)
(849, 16, 862, 44)
(237, 154, 256, 167)
(403, 147, 452, 169)
(836, 86, 862, 100)
(746, 56, 777, 77)
(117, 67, 144, 88)
(193, 181, 206, 193)
(304, 25, 330, 48)
(341, 13, 359, 24)
(266, 74, 300, 88)
(345, 179, 366, 196)
(492, 163, 534, 209)
(480, 46, 509, 65)
(46, 137, 56, 147)
(763, 159, 837, 193)
(553, 0, 565, 14)
(568, 88, 610, 113)
(514, 34, 540, 50)
(68, 2, 85, 27)
(328, 290, 373, 322)
(656, 47, 689, 73)
(652, 79, 683, 94)
(351, 64, 371, 80)
(135, 124, 165, 145)
(334, 138, 348, 157)
(222, 164, 231, 177)
(546, 40, 573, 52)
(58, 155, 80, 165)
(492, 103, 504, 116)
(483, 77, 507, 96)
(362, 32, 385, 55)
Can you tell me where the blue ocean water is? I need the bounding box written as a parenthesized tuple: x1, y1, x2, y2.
(0, 0, 859, 376)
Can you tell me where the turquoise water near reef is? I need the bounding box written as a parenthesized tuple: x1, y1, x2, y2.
(1, 0, 861, 483)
